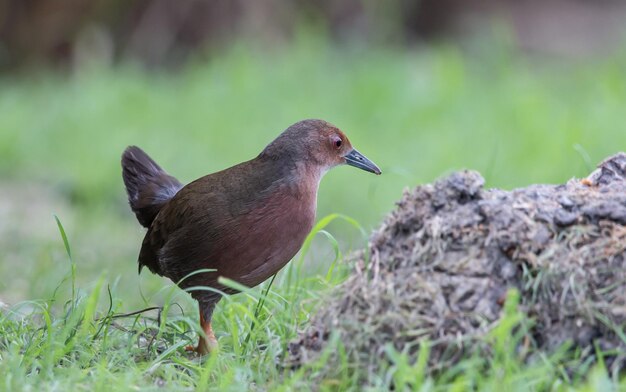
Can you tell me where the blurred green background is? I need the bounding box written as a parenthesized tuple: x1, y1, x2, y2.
(1, 0, 625, 309)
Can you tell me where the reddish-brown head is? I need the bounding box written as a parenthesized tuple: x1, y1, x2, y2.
(260, 119, 381, 177)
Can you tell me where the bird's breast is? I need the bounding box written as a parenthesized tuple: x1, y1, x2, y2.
(217, 182, 318, 288)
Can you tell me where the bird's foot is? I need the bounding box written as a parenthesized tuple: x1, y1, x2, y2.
(184, 343, 202, 353)
(184, 302, 219, 355)
(185, 321, 218, 356)
(184, 336, 218, 355)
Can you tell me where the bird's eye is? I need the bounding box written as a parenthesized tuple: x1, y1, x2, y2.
(335, 139, 342, 148)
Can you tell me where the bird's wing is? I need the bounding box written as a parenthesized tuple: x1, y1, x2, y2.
(138, 159, 284, 287)
(138, 177, 225, 281)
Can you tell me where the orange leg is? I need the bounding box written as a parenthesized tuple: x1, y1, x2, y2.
(185, 304, 218, 355)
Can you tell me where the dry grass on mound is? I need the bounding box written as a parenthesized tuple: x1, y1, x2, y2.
(289, 153, 626, 379)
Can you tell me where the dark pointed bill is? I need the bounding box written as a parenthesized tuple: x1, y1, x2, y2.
(344, 148, 381, 175)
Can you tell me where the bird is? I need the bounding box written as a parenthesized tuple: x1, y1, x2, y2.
(121, 119, 381, 354)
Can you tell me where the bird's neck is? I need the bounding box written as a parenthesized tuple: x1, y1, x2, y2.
(256, 154, 323, 201)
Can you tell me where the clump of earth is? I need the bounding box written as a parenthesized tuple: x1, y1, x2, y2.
(289, 153, 626, 380)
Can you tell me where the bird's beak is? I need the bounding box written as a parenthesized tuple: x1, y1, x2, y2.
(344, 148, 381, 175)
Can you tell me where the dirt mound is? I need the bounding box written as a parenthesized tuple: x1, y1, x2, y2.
(289, 153, 626, 379)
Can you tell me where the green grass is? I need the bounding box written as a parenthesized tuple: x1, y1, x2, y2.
(1, 217, 623, 391)
(1, 33, 626, 390)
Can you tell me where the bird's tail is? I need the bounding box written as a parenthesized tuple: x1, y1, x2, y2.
(121, 146, 183, 228)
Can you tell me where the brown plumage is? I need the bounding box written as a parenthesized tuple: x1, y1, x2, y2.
(122, 119, 380, 354)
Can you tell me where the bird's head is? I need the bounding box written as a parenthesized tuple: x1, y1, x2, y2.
(261, 119, 381, 178)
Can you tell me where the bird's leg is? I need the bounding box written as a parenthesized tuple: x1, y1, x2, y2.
(196, 308, 218, 355)
(185, 301, 218, 355)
